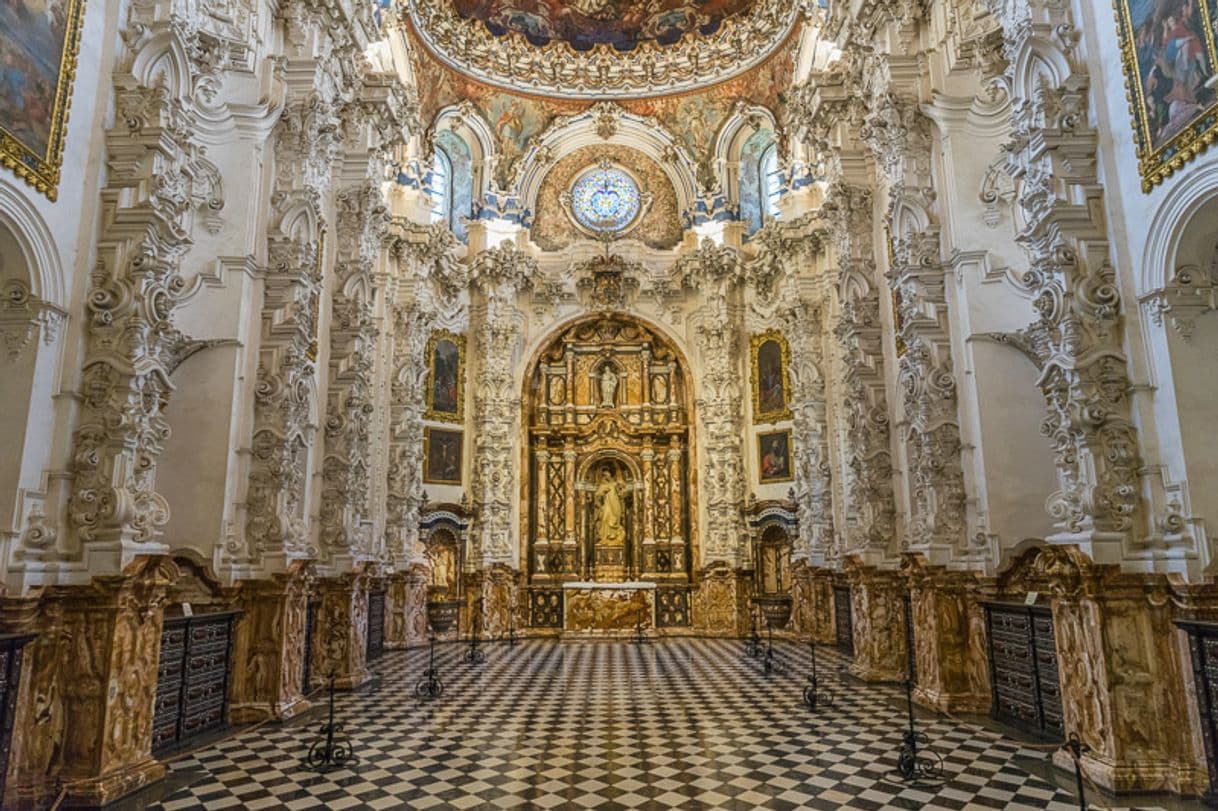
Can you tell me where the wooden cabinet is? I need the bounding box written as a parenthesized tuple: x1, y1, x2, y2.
(1176, 620, 1218, 807)
(153, 611, 239, 752)
(834, 585, 853, 655)
(983, 602, 1063, 738)
(366, 591, 386, 662)
(0, 634, 35, 804)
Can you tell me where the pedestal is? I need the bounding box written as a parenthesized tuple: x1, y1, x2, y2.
(791, 561, 836, 643)
(902, 555, 990, 713)
(229, 561, 314, 723)
(314, 564, 378, 690)
(1, 557, 179, 810)
(845, 557, 909, 683)
(693, 563, 753, 636)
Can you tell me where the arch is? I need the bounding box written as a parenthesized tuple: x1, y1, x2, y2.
(712, 103, 781, 235)
(0, 178, 65, 308)
(1140, 150, 1218, 300)
(520, 312, 699, 584)
(430, 103, 496, 208)
(129, 32, 193, 101)
(515, 105, 701, 221)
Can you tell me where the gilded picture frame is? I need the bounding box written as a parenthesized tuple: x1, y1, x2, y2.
(750, 329, 792, 424)
(424, 329, 466, 423)
(423, 427, 463, 485)
(1113, 0, 1218, 190)
(0, 0, 87, 200)
(757, 429, 793, 484)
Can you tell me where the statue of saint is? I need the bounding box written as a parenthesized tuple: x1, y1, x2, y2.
(599, 365, 618, 408)
(594, 468, 626, 546)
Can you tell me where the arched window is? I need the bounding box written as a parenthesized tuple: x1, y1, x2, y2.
(430, 147, 453, 224)
(759, 142, 781, 221)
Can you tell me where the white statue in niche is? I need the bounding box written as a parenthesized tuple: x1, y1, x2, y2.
(599, 365, 618, 408)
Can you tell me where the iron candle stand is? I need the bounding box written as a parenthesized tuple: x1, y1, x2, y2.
(463, 597, 486, 665)
(415, 633, 444, 699)
(1062, 733, 1091, 811)
(803, 638, 833, 710)
(304, 673, 354, 771)
(892, 675, 944, 784)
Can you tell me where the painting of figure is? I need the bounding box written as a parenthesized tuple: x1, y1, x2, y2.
(452, 0, 755, 51)
(424, 428, 463, 485)
(1117, 0, 1218, 187)
(751, 331, 791, 423)
(0, 0, 84, 198)
(758, 430, 793, 484)
(426, 331, 465, 422)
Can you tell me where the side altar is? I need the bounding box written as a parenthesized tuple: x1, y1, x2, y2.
(562, 582, 656, 636)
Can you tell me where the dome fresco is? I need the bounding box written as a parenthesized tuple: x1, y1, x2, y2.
(451, 0, 759, 51)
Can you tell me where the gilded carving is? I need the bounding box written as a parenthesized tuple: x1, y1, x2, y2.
(564, 588, 652, 633)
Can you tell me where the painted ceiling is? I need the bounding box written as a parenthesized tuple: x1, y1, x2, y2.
(409, 24, 799, 192)
(450, 0, 760, 51)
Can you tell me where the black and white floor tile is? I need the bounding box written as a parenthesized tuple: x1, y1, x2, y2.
(139, 639, 1178, 810)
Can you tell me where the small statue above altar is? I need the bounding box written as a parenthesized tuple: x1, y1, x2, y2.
(599, 364, 618, 408)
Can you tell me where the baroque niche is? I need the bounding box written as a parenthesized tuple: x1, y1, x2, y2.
(523, 315, 694, 586)
(532, 146, 681, 250)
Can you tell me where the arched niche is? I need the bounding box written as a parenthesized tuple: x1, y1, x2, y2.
(521, 314, 696, 586)
(755, 523, 792, 595)
(0, 187, 66, 566)
(159, 343, 242, 564)
(1140, 176, 1218, 563)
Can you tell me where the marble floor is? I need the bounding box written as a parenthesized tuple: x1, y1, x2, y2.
(123, 638, 1199, 811)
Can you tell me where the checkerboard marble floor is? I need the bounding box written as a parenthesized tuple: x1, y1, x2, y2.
(141, 638, 1174, 811)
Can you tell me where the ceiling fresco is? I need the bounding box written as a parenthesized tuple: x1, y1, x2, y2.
(411, 25, 799, 192)
(450, 0, 760, 51)
(531, 145, 683, 251)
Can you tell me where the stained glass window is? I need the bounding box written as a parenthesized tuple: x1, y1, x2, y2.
(570, 166, 641, 234)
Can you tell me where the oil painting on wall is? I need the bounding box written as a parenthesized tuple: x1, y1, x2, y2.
(425, 330, 465, 422)
(758, 430, 792, 484)
(1115, 0, 1218, 188)
(751, 330, 791, 424)
(0, 0, 86, 198)
(424, 428, 464, 485)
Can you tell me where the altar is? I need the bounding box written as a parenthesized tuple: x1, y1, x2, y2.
(562, 582, 656, 636)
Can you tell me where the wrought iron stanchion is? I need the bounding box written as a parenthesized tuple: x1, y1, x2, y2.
(743, 606, 763, 659)
(463, 597, 487, 665)
(417, 599, 459, 700)
(891, 674, 944, 784)
(632, 606, 650, 645)
(1062, 733, 1091, 811)
(753, 595, 791, 676)
(304, 672, 354, 771)
(506, 615, 519, 647)
(802, 638, 834, 710)
(416, 633, 444, 699)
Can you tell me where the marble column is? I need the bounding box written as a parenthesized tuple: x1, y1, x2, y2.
(229, 561, 315, 723)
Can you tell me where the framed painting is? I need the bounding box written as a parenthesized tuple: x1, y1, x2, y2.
(423, 427, 463, 485)
(758, 429, 793, 484)
(425, 330, 465, 423)
(0, 0, 87, 200)
(1114, 0, 1218, 189)
(750, 330, 792, 424)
